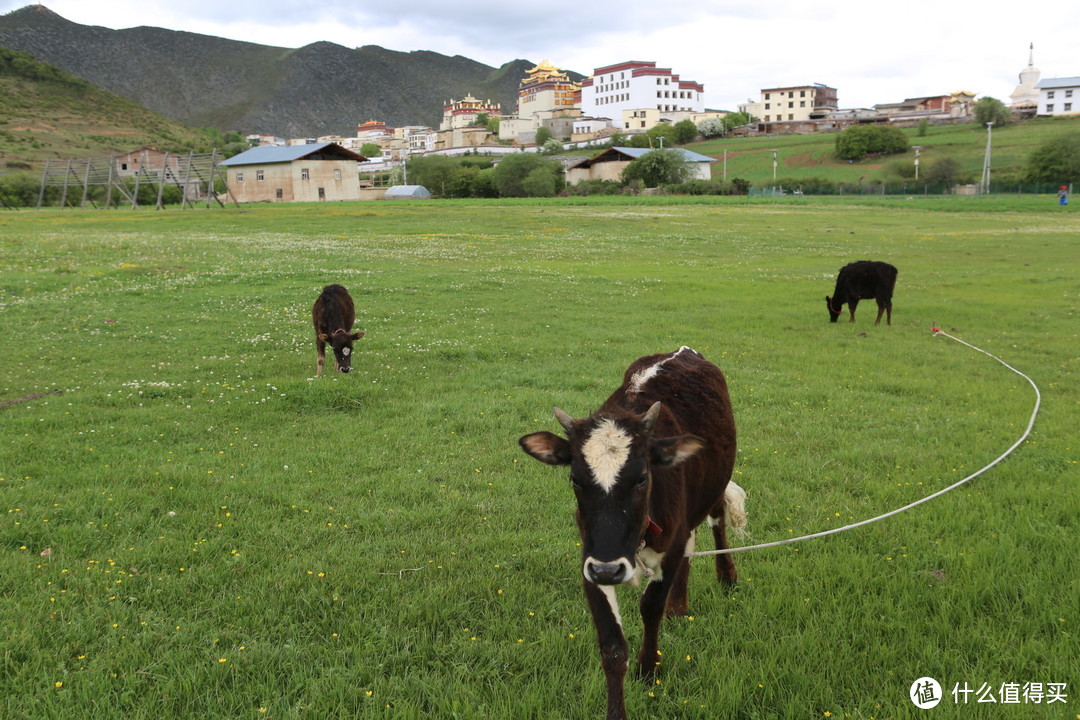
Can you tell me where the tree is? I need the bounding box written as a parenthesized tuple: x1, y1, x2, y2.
(923, 157, 961, 185)
(673, 119, 698, 144)
(541, 138, 564, 154)
(697, 118, 725, 138)
(492, 153, 564, 197)
(1025, 131, 1080, 183)
(620, 149, 691, 187)
(723, 111, 753, 132)
(534, 126, 553, 146)
(359, 142, 382, 159)
(835, 125, 909, 161)
(973, 97, 1010, 127)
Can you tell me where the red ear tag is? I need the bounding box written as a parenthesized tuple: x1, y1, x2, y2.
(646, 517, 663, 537)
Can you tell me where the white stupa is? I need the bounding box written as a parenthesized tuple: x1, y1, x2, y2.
(1010, 43, 1041, 108)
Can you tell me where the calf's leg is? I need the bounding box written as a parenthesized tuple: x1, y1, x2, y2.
(584, 582, 629, 720)
(315, 338, 326, 377)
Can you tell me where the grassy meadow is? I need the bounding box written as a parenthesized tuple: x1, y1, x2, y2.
(0, 196, 1076, 719)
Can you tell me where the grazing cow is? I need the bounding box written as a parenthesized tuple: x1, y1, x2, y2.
(519, 347, 746, 720)
(312, 284, 364, 376)
(826, 260, 898, 325)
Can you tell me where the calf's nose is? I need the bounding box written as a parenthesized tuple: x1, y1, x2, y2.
(585, 560, 628, 585)
(338, 365, 351, 373)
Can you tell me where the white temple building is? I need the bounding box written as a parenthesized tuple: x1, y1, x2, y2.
(1010, 43, 1041, 110)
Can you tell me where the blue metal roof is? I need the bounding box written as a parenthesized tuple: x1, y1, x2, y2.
(220, 142, 364, 166)
(610, 147, 715, 163)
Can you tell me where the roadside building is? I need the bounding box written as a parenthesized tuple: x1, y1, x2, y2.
(219, 142, 367, 203)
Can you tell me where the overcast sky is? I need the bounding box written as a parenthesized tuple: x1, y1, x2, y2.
(4, 1, 1077, 112)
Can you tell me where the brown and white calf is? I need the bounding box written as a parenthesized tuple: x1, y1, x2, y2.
(519, 347, 746, 720)
(826, 260, 898, 325)
(312, 284, 364, 376)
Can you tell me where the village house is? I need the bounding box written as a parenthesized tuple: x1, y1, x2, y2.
(753, 83, 838, 123)
(566, 146, 713, 185)
(219, 142, 367, 203)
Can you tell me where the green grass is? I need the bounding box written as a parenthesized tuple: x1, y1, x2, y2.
(691, 115, 1080, 187)
(1, 198, 1076, 719)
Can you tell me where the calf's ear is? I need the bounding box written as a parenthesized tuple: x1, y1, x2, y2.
(651, 435, 705, 468)
(351, 331, 365, 341)
(519, 432, 572, 466)
(318, 332, 330, 342)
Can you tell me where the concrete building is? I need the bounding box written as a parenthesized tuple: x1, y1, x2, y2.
(219, 142, 367, 203)
(1036, 77, 1080, 116)
(758, 84, 837, 122)
(580, 61, 705, 131)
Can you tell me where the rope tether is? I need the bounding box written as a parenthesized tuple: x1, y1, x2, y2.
(690, 327, 1042, 558)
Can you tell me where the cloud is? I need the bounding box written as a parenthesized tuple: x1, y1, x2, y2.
(3, 0, 1078, 112)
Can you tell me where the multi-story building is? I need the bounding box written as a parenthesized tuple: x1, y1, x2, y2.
(580, 61, 705, 129)
(499, 61, 581, 144)
(516, 60, 580, 116)
(758, 84, 837, 122)
(440, 94, 501, 131)
(1036, 77, 1080, 116)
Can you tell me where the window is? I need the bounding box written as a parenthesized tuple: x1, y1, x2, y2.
(334, 169, 342, 180)
(1065, 103, 1073, 112)
(1047, 91, 1055, 99)
(1046, 104, 1055, 112)
(765, 93, 771, 100)
(237, 172, 244, 182)
(276, 188, 283, 199)
(301, 168, 310, 180)
(257, 170, 265, 181)
(1067, 90, 1074, 98)
(765, 103, 771, 109)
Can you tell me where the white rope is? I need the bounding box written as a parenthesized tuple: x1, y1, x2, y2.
(690, 328, 1042, 557)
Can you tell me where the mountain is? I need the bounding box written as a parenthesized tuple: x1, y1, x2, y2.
(0, 5, 559, 137)
(0, 47, 216, 166)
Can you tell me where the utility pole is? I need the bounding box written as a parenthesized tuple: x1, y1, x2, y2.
(913, 146, 922, 181)
(769, 149, 778, 181)
(980, 122, 993, 194)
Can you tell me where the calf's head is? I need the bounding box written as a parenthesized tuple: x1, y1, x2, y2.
(825, 295, 842, 322)
(320, 329, 365, 373)
(519, 402, 704, 586)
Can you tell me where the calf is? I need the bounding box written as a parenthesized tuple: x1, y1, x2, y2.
(312, 284, 364, 376)
(519, 347, 746, 720)
(826, 260, 898, 325)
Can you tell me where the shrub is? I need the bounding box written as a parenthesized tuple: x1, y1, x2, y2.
(835, 125, 909, 161)
(493, 153, 564, 197)
(1025, 131, 1080, 184)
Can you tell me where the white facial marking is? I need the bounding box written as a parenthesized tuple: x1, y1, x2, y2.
(599, 584, 623, 627)
(342, 347, 351, 356)
(581, 419, 632, 493)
